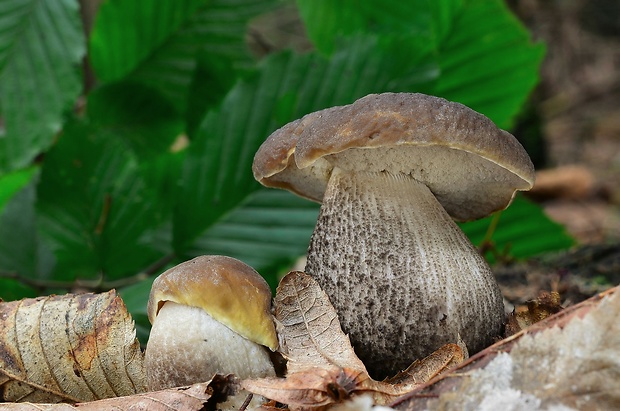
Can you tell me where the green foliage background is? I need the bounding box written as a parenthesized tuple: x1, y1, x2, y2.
(0, 0, 573, 341)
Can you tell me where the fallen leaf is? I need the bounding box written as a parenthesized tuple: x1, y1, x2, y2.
(527, 165, 595, 201)
(391, 285, 620, 411)
(243, 271, 466, 409)
(504, 290, 563, 336)
(0, 374, 240, 410)
(274, 271, 367, 374)
(385, 343, 466, 386)
(243, 366, 357, 409)
(0, 290, 147, 403)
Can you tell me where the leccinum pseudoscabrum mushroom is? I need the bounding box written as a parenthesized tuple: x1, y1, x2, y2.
(145, 255, 277, 390)
(252, 93, 535, 378)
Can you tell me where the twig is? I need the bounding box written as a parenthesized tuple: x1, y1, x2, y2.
(0, 253, 176, 294)
(0, 270, 75, 292)
(239, 393, 253, 411)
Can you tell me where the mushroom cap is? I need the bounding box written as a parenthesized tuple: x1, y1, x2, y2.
(147, 255, 278, 351)
(252, 93, 535, 221)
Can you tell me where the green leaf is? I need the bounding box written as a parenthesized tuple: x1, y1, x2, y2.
(0, 167, 37, 213)
(36, 121, 172, 282)
(90, 0, 279, 114)
(174, 36, 435, 253)
(185, 52, 238, 138)
(89, 0, 205, 82)
(0, 0, 84, 174)
(190, 189, 319, 287)
(296, 0, 544, 128)
(296, 0, 367, 54)
(431, 0, 545, 128)
(296, 0, 433, 55)
(0, 279, 38, 302)
(0, 177, 56, 295)
(86, 82, 184, 159)
(460, 195, 575, 263)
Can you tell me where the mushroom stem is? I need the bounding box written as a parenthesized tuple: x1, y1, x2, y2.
(145, 302, 275, 390)
(305, 167, 504, 379)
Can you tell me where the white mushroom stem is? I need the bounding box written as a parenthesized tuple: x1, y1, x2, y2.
(145, 302, 275, 391)
(305, 167, 505, 379)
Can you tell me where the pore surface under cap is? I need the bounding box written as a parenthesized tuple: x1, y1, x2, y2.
(253, 92, 535, 221)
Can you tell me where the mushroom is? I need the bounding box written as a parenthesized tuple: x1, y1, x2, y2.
(252, 93, 535, 379)
(144, 255, 278, 390)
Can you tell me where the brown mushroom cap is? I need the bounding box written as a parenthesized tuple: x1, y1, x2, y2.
(147, 255, 278, 351)
(252, 93, 535, 221)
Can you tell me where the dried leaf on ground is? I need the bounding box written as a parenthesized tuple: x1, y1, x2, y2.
(0, 290, 147, 403)
(504, 290, 563, 336)
(392, 285, 620, 411)
(273, 271, 367, 374)
(385, 343, 466, 386)
(243, 271, 466, 410)
(0, 375, 240, 410)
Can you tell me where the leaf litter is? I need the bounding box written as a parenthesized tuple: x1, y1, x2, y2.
(3, 272, 615, 410)
(242, 271, 467, 410)
(0, 290, 146, 403)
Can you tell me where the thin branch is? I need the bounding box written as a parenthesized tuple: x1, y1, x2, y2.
(0, 253, 176, 295)
(0, 270, 76, 292)
(141, 253, 176, 277)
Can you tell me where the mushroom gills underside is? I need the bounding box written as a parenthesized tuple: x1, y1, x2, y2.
(305, 167, 504, 379)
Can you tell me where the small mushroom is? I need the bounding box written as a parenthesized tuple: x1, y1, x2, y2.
(252, 93, 535, 378)
(144, 255, 278, 390)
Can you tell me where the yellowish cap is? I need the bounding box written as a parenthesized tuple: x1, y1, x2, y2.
(147, 255, 278, 351)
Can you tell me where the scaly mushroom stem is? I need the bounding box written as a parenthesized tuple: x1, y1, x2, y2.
(305, 168, 505, 379)
(145, 302, 275, 390)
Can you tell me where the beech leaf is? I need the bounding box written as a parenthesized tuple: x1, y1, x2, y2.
(0, 375, 240, 410)
(243, 271, 466, 409)
(0, 290, 147, 403)
(274, 271, 367, 374)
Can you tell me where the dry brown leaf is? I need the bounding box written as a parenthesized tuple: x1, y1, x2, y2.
(527, 165, 596, 201)
(243, 271, 466, 409)
(243, 366, 357, 409)
(0, 374, 240, 410)
(274, 271, 367, 374)
(385, 343, 466, 386)
(504, 290, 563, 336)
(0, 290, 147, 403)
(391, 285, 620, 411)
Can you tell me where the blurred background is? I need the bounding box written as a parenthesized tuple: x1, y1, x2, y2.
(509, 0, 620, 243)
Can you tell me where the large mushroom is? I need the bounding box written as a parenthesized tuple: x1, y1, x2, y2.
(252, 93, 535, 379)
(144, 255, 278, 390)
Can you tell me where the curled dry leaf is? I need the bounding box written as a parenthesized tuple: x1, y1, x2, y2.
(385, 342, 466, 386)
(0, 290, 147, 403)
(243, 271, 466, 410)
(504, 290, 563, 337)
(0, 374, 240, 411)
(243, 366, 362, 409)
